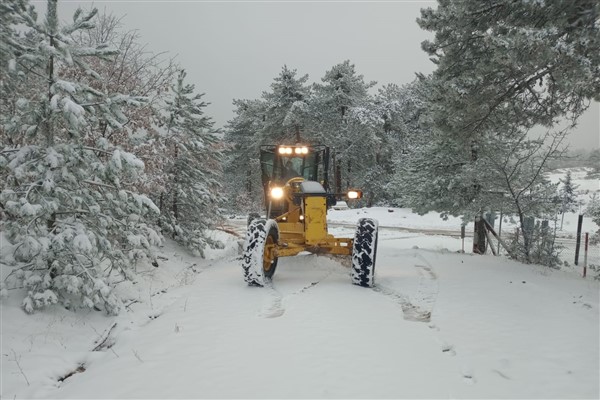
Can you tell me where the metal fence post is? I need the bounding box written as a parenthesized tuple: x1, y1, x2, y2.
(575, 214, 583, 265)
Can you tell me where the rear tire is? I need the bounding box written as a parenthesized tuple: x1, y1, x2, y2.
(242, 219, 279, 286)
(351, 218, 379, 287)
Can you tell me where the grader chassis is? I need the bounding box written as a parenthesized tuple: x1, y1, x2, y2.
(241, 144, 379, 287)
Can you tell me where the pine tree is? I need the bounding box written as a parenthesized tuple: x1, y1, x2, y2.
(559, 171, 579, 212)
(417, 0, 600, 138)
(1, 0, 161, 314)
(373, 80, 430, 205)
(406, 0, 597, 264)
(310, 60, 377, 191)
(262, 65, 311, 143)
(158, 70, 223, 256)
(398, 120, 564, 262)
(584, 194, 600, 244)
(223, 66, 311, 213)
(558, 170, 580, 229)
(223, 99, 266, 213)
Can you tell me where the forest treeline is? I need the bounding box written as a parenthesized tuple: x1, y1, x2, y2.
(1, 0, 599, 313)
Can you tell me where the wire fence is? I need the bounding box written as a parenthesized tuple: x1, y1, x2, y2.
(481, 214, 599, 278)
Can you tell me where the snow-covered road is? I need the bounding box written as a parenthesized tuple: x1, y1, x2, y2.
(4, 226, 598, 399)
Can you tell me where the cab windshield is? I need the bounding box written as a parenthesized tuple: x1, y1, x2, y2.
(259, 145, 329, 187)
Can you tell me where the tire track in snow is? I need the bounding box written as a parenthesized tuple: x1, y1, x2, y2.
(411, 253, 478, 386)
(258, 283, 285, 318)
(258, 271, 333, 319)
(373, 252, 439, 323)
(372, 284, 432, 322)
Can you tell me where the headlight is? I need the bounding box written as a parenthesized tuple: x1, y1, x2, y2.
(279, 146, 308, 155)
(270, 186, 284, 200)
(347, 190, 362, 199)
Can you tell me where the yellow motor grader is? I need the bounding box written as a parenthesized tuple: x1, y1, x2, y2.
(241, 144, 378, 287)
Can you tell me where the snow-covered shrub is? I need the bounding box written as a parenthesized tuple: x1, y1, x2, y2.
(1, 1, 162, 314)
(507, 220, 562, 268)
(584, 194, 600, 244)
(154, 70, 224, 256)
(2, 144, 162, 314)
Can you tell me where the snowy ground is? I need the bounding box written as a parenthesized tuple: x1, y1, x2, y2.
(1, 168, 599, 399)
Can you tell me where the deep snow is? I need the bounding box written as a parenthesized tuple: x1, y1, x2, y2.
(1, 168, 599, 399)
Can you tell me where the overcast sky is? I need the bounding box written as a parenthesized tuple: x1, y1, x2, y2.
(36, 0, 599, 149)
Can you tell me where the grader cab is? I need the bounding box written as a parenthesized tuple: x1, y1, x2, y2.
(241, 144, 379, 287)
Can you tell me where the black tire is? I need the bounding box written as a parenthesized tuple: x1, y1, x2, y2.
(247, 212, 261, 227)
(351, 218, 379, 287)
(242, 219, 279, 286)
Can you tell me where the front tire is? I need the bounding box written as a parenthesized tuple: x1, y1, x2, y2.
(351, 218, 379, 287)
(242, 219, 279, 286)
(247, 212, 261, 227)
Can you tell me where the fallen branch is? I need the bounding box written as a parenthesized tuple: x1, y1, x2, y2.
(216, 225, 242, 238)
(483, 219, 515, 257)
(485, 228, 498, 256)
(10, 349, 30, 386)
(92, 322, 117, 351)
(58, 364, 86, 382)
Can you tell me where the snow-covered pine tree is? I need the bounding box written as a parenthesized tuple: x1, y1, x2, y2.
(64, 9, 179, 208)
(417, 0, 600, 139)
(558, 170, 580, 229)
(339, 102, 387, 206)
(1, 0, 161, 314)
(371, 81, 429, 206)
(0, 0, 26, 76)
(262, 65, 311, 143)
(223, 99, 266, 213)
(397, 129, 486, 219)
(409, 0, 597, 264)
(224, 66, 311, 214)
(559, 170, 579, 213)
(310, 60, 377, 192)
(399, 119, 564, 263)
(585, 194, 600, 244)
(158, 70, 223, 256)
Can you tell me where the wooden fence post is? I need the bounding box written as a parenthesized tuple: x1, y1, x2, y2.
(575, 214, 583, 265)
(583, 232, 589, 278)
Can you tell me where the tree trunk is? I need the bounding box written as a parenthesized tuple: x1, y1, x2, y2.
(172, 146, 179, 222)
(517, 210, 531, 263)
(335, 161, 342, 194)
(245, 168, 252, 195)
(346, 159, 352, 189)
(42, 0, 58, 147)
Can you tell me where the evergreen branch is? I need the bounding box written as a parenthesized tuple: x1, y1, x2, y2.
(464, 66, 554, 134)
(3, 263, 36, 283)
(82, 146, 112, 155)
(515, 130, 568, 201)
(81, 180, 117, 190)
(0, 149, 21, 155)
